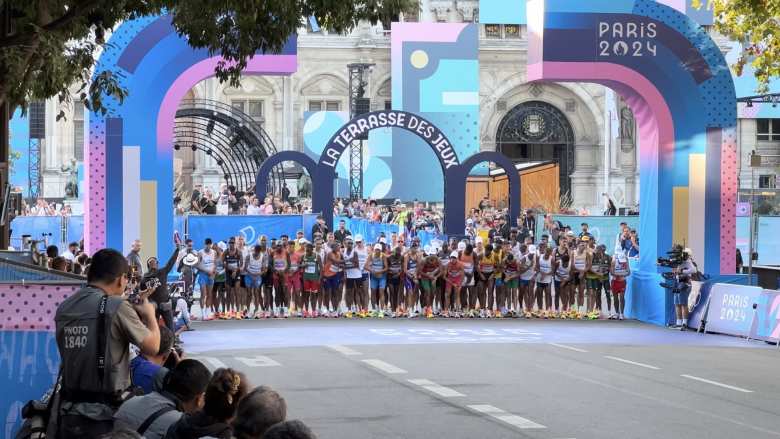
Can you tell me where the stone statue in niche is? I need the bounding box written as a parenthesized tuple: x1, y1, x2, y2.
(61, 158, 79, 199)
(620, 106, 634, 141)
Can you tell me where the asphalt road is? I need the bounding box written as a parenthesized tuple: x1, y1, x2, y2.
(183, 319, 780, 439)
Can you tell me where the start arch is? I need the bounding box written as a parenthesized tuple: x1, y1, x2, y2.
(310, 110, 461, 232)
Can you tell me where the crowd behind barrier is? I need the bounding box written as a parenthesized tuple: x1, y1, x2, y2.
(9, 214, 780, 266)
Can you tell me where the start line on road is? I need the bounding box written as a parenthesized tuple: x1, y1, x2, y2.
(368, 328, 543, 343)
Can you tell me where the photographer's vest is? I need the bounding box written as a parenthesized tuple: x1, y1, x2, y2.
(55, 287, 124, 399)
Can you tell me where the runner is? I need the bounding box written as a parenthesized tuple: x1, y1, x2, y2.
(261, 236, 275, 318)
(236, 235, 250, 315)
(213, 243, 226, 318)
(387, 245, 405, 317)
(459, 243, 477, 317)
(502, 253, 520, 315)
(223, 238, 243, 318)
(271, 241, 289, 318)
(366, 244, 388, 316)
(518, 245, 536, 318)
(244, 244, 267, 318)
(418, 251, 441, 318)
(322, 242, 343, 318)
(342, 237, 361, 318)
(436, 242, 451, 315)
(492, 239, 506, 318)
(535, 243, 554, 318)
(572, 238, 592, 318)
(302, 243, 323, 317)
(287, 239, 305, 317)
(404, 243, 422, 317)
(354, 235, 369, 317)
(554, 245, 572, 316)
(444, 251, 464, 318)
(196, 238, 216, 320)
(610, 249, 631, 320)
(476, 244, 499, 318)
(588, 244, 612, 319)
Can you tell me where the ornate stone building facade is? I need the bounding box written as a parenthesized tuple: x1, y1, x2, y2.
(38, 0, 774, 213)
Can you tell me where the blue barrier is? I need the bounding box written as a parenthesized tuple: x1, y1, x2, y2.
(1, 331, 59, 438)
(335, 216, 445, 249)
(10, 216, 63, 248)
(66, 215, 84, 244)
(538, 215, 640, 250)
(187, 215, 307, 247)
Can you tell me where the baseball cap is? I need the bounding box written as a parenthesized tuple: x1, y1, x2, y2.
(466, 218, 474, 224)
(298, 238, 307, 245)
(449, 251, 459, 259)
(379, 237, 387, 244)
(355, 234, 364, 242)
(581, 235, 591, 241)
(566, 231, 575, 237)
(374, 244, 383, 250)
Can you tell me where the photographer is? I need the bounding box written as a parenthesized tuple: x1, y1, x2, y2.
(145, 244, 182, 331)
(54, 249, 161, 437)
(659, 245, 695, 330)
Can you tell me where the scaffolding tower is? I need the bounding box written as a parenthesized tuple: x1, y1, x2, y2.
(347, 63, 374, 200)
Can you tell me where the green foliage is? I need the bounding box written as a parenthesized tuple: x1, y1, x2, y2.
(694, 0, 780, 93)
(8, 149, 22, 179)
(0, 0, 418, 115)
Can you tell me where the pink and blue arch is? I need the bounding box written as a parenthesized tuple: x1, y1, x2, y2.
(86, 16, 296, 259)
(528, 0, 736, 280)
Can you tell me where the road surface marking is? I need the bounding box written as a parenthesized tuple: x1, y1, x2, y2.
(362, 359, 407, 374)
(604, 356, 660, 370)
(467, 405, 546, 429)
(235, 355, 281, 367)
(327, 345, 363, 356)
(408, 379, 465, 397)
(201, 357, 228, 369)
(549, 343, 588, 353)
(680, 374, 754, 393)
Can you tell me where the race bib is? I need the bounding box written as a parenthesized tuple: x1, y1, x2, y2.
(305, 265, 316, 274)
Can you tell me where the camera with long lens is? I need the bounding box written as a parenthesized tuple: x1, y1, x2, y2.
(127, 276, 161, 305)
(658, 244, 691, 290)
(657, 244, 688, 268)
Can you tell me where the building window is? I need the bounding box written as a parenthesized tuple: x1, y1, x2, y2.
(308, 100, 341, 112)
(384, 100, 392, 110)
(505, 24, 520, 38)
(757, 118, 780, 141)
(759, 174, 777, 189)
(73, 101, 84, 161)
(230, 99, 264, 122)
(485, 24, 501, 38)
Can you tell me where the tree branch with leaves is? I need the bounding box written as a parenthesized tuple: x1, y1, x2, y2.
(695, 0, 780, 93)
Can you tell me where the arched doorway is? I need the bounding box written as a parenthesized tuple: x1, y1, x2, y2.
(495, 101, 574, 196)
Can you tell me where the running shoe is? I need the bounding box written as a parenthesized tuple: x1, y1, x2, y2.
(619, 313, 624, 320)
(345, 311, 353, 319)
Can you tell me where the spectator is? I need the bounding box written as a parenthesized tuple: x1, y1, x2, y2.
(62, 241, 80, 262)
(281, 183, 290, 202)
(247, 197, 263, 215)
(333, 219, 351, 243)
(144, 245, 182, 331)
(736, 248, 744, 273)
(578, 223, 594, 240)
(51, 256, 68, 272)
(164, 368, 250, 439)
(311, 215, 328, 237)
(200, 188, 217, 215)
(54, 248, 160, 437)
(114, 359, 212, 439)
(173, 292, 193, 336)
(127, 239, 144, 277)
(130, 325, 176, 394)
(261, 420, 317, 439)
(603, 193, 618, 216)
(232, 386, 287, 439)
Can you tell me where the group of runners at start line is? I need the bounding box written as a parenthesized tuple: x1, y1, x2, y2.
(189, 229, 632, 320)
